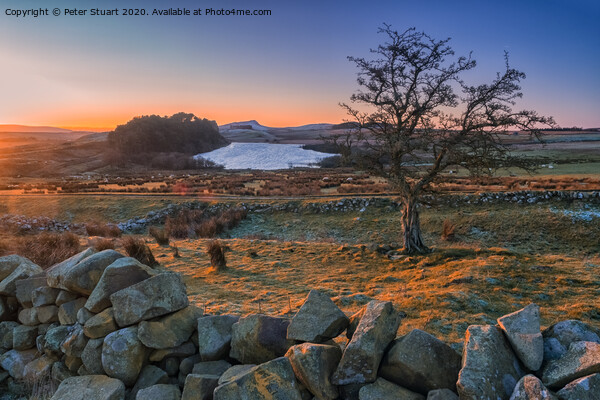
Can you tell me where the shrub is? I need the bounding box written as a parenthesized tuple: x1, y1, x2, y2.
(122, 236, 157, 267)
(441, 219, 457, 241)
(14, 232, 81, 269)
(207, 240, 226, 271)
(149, 227, 170, 246)
(85, 221, 121, 237)
(90, 237, 116, 252)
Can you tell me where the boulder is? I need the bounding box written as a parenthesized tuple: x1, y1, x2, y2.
(0, 256, 42, 296)
(213, 357, 303, 400)
(52, 361, 76, 383)
(287, 289, 349, 342)
(332, 300, 401, 385)
(65, 355, 83, 373)
(285, 343, 342, 400)
(346, 308, 366, 339)
(541, 341, 600, 389)
(56, 289, 80, 306)
(131, 365, 169, 399)
(556, 373, 600, 399)
(229, 314, 294, 364)
(136, 384, 181, 400)
(46, 248, 96, 288)
(110, 272, 189, 327)
(497, 304, 544, 371)
(191, 360, 232, 376)
(37, 305, 60, 324)
(457, 325, 524, 400)
(427, 389, 459, 400)
(358, 378, 425, 400)
(0, 321, 19, 348)
(84, 307, 118, 339)
(182, 374, 220, 400)
(81, 338, 105, 375)
(12, 325, 38, 350)
(0, 295, 17, 321)
(15, 275, 47, 307)
(85, 257, 155, 313)
(509, 374, 557, 400)
(18, 307, 39, 326)
(77, 307, 95, 325)
(43, 325, 71, 359)
(102, 326, 146, 386)
(149, 341, 196, 362)
(50, 375, 125, 400)
(197, 315, 239, 361)
(179, 354, 201, 375)
(542, 320, 600, 363)
(22, 355, 54, 382)
(138, 306, 202, 349)
(58, 297, 87, 325)
(218, 364, 257, 385)
(380, 329, 461, 394)
(61, 323, 88, 357)
(32, 286, 60, 307)
(0, 349, 38, 379)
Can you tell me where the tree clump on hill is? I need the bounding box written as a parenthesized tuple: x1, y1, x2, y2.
(106, 112, 229, 169)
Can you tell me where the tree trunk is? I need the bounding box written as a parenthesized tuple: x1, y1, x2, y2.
(401, 197, 429, 254)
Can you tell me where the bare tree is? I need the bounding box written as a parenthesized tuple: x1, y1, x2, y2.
(340, 25, 554, 254)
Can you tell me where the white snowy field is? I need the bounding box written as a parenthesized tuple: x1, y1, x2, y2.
(195, 142, 332, 170)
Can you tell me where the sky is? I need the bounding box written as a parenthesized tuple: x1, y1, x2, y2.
(1, 0, 598, 130)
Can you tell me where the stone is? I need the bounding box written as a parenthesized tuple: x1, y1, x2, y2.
(218, 364, 256, 385)
(18, 307, 39, 326)
(56, 289, 79, 306)
(50, 375, 125, 400)
(197, 315, 239, 361)
(22, 355, 54, 382)
(102, 326, 146, 386)
(358, 378, 425, 400)
(85, 257, 156, 313)
(84, 307, 118, 339)
(46, 248, 96, 288)
(192, 360, 232, 376)
(65, 355, 83, 373)
(0, 254, 33, 281)
(52, 361, 75, 383)
(427, 389, 459, 400)
(541, 341, 600, 390)
(0, 256, 42, 296)
(138, 306, 202, 349)
(136, 384, 181, 400)
(52, 249, 124, 295)
(542, 320, 600, 363)
(149, 341, 196, 362)
(162, 357, 180, 376)
(58, 297, 87, 325)
(0, 321, 19, 348)
(498, 304, 544, 371)
(380, 329, 461, 394)
(213, 357, 303, 400)
(0, 296, 17, 321)
(15, 275, 47, 307)
(182, 374, 220, 400)
(131, 365, 169, 399)
(179, 354, 202, 375)
(509, 374, 557, 400)
(77, 307, 95, 324)
(287, 289, 349, 342)
(12, 325, 38, 350)
(37, 305, 60, 324)
(78, 364, 91, 376)
(32, 286, 60, 307)
(457, 325, 524, 400)
(81, 338, 105, 375)
(229, 314, 294, 364)
(0, 349, 38, 379)
(110, 272, 189, 327)
(556, 373, 600, 399)
(285, 343, 342, 400)
(332, 300, 401, 385)
(61, 323, 88, 357)
(43, 325, 70, 359)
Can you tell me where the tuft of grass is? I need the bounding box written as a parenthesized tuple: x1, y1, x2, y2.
(122, 236, 158, 267)
(89, 237, 116, 252)
(149, 226, 170, 246)
(13, 232, 81, 269)
(441, 219, 456, 241)
(207, 240, 226, 271)
(166, 207, 248, 239)
(85, 220, 121, 237)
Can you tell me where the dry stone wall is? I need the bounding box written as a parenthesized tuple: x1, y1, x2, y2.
(0, 250, 599, 399)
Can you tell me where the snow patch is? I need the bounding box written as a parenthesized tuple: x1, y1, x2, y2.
(195, 142, 332, 170)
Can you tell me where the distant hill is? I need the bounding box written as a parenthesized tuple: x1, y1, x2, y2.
(0, 124, 73, 133)
(219, 120, 334, 132)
